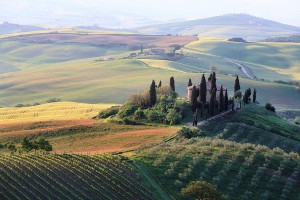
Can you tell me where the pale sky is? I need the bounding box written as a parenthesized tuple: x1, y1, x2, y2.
(0, 0, 299, 27)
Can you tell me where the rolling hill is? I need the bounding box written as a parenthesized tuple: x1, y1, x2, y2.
(137, 14, 300, 41)
(0, 22, 44, 34)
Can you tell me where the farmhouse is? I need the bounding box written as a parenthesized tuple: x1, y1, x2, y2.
(186, 80, 226, 103)
(149, 48, 166, 55)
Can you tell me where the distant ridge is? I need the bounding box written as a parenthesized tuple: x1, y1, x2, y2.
(0, 22, 45, 34)
(137, 14, 300, 41)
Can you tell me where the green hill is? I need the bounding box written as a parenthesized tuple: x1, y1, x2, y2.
(201, 104, 300, 153)
(137, 14, 300, 41)
(184, 37, 300, 81)
(0, 154, 152, 200)
(136, 137, 300, 200)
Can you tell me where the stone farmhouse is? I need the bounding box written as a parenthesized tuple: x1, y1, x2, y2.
(186, 80, 226, 103)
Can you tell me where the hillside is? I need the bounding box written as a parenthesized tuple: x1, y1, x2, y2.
(184, 37, 300, 81)
(0, 22, 44, 34)
(0, 154, 153, 199)
(0, 102, 114, 123)
(201, 104, 300, 153)
(137, 14, 300, 41)
(136, 137, 300, 200)
(262, 34, 300, 43)
(0, 102, 177, 154)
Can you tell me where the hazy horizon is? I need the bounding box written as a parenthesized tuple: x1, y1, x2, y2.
(0, 0, 299, 28)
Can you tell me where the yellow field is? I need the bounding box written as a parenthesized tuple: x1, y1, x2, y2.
(138, 59, 184, 72)
(0, 102, 116, 124)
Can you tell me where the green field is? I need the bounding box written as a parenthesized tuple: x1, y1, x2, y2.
(0, 33, 299, 111)
(0, 154, 152, 200)
(184, 38, 300, 81)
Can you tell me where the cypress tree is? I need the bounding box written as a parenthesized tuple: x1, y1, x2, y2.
(210, 72, 217, 93)
(234, 75, 241, 92)
(158, 80, 162, 88)
(200, 74, 207, 103)
(208, 73, 213, 81)
(219, 85, 224, 112)
(225, 89, 229, 111)
(191, 86, 198, 126)
(149, 80, 157, 107)
(191, 86, 198, 113)
(170, 76, 175, 91)
(209, 89, 216, 116)
(253, 88, 257, 103)
(188, 78, 192, 87)
(200, 74, 207, 118)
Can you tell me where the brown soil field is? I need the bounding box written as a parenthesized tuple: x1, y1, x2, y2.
(11, 33, 197, 47)
(0, 119, 178, 154)
(51, 127, 177, 154)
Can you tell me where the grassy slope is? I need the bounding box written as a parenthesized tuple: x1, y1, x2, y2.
(136, 138, 300, 200)
(0, 58, 299, 109)
(200, 104, 300, 153)
(0, 102, 115, 123)
(0, 154, 153, 200)
(185, 37, 300, 81)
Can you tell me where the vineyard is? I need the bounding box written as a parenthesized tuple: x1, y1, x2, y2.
(137, 138, 300, 200)
(201, 104, 300, 153)
(0, 102, 115, 124)
(0, 154, 152, 200)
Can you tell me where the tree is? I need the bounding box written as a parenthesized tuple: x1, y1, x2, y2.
(210, 89, 216, 116)
(149, 80, 157, 107)
(200, 74, 207, 118)
(225, 89, 229, 111)
(208, 73, 213, 81)
(188, 78, 192, 87)
(210, 72, 217, 93)
(253, 88, 257, 103)
(191, 86, 198, 126)
(219, 85, 224, 112)
(170, 76, 175, 91)
(158, 80, 162, 88)
(200, 74, 207, 103)
(166, 108, 181, 125)
(243, 88, 252, 104)
(140, 44, 143, 54)
(33, 137, 52, 152)
(181, 181, 225, 200)
(21, 137, 33, 152)
(234, 75, 241, 92)
(265, 102, 276, 112)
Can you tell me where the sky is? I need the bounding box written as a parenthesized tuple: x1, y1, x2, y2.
(0, 0, 299, 27)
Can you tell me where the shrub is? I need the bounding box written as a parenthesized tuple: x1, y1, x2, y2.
(156, 85, 177, 98)
(177, 127, 205, 139)
(134, 108, 145, 119)
(117, 104, 138, 118)
(144, 109, 166, 123)
(127, 90, 150, 107)
(265, 102, 276, 112)
(181, 181, 226, 200)
(46, 98, 61, 103)
(166, 108, 182, 125)
(98, 106, 120, 118)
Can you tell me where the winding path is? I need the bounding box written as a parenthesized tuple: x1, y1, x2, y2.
(183, 47, 256, 79)
(186, 109, 235, 128)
